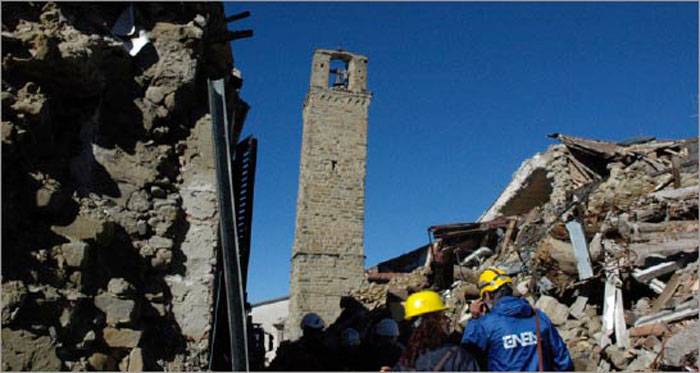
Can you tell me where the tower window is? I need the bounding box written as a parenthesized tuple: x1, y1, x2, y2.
(328, 58, 349, 89)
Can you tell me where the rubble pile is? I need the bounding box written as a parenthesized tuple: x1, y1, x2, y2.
(350, 267, 430, 310)
(2, 3, 234, 370)
(351, 134, 699, 371)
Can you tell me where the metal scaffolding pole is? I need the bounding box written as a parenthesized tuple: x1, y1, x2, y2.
(207, 78, 250, 372)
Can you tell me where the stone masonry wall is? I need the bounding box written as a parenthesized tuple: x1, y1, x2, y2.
(1, 3, 233, 370)
(287, 49, 371, 340)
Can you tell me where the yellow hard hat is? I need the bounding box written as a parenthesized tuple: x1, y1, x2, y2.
(478, 267, 513, 298)
(403, 290, 447, 320)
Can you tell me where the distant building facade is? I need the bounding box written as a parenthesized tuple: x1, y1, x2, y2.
(251, 297, 289, 364)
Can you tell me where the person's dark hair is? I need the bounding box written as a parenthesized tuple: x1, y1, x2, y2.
(398, 312, 448, 368)
(492, 284, 513, 300)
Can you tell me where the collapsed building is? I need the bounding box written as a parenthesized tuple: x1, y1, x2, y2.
(2, 3, 257, 371)
(351, 134, 699, 371)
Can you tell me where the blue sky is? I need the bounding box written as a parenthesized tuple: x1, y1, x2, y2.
(223, 2, 698, 303)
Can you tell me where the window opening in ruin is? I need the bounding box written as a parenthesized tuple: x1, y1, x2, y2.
(328, 58, 349, 89)
(331, 160, 338, 172)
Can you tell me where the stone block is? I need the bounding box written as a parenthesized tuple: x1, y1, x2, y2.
(664, 320, 699, 367)
(127, 190, 151, 213)
(1, 328, 62, 371)
(107, 278, 135, 298)
(136, 220, 148, 236)
(605, 346, 632, 370)
(586, 316, 602, 336)
(150, 248, 172, 270)
(2, 280, 28, 325)
(149, 185, 166, 198)
(128, 347, 144, 371)
(52, 215, 111, 243)
(569, 296, 588, 319)
(88, 352, 116, 371)
(148, 236, 173, 250)
(61, 240, 88, 268)
(103, 327, 142, 348)
(536, 295, 569, 326)
(94, 293, 138, 326)
(145, 86, 166, 104)
(627, 349, 656, 371)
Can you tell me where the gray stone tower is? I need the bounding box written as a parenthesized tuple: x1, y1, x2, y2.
(287, 49, 372, 340)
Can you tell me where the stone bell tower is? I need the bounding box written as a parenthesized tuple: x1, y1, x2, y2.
(287, 49, 372, 340)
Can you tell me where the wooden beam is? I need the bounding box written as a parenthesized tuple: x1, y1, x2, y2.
(499, 218, 518, 254)
(634, 301, 699, 327)
(671, 156, 682, 188)
(649, 273, 682, 314)
(629, 239, 699, 266)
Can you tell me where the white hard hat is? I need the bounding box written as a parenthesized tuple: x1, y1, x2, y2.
(375, 318, 399, 337)
(341, 328, 361, 347)
(300, 312, 325, 330)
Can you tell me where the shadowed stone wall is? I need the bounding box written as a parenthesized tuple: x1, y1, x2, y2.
(1, 3, 234, 370)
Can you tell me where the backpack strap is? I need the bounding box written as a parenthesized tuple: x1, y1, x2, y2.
(533, 308, 544, 372)
(433, 346, 458, 371)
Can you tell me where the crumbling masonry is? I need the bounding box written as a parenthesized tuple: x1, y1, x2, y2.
(1, 3, 238, 370)
(287, 49, 372, 339)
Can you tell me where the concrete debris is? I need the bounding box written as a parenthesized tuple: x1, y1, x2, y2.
(348, 134, 698, 371)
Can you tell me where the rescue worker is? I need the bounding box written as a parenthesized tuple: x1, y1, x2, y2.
(360, 318, 404, 371)
(461, 267, 574, 371)
(337, 328, 363, 371)
(393, 290, 480, 371)
(268, 312, 332, 371)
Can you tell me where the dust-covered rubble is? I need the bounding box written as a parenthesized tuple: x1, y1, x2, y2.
(350, 134, 698, 372)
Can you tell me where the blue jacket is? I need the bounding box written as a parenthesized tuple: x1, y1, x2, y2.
(461, 296, 574, 371)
